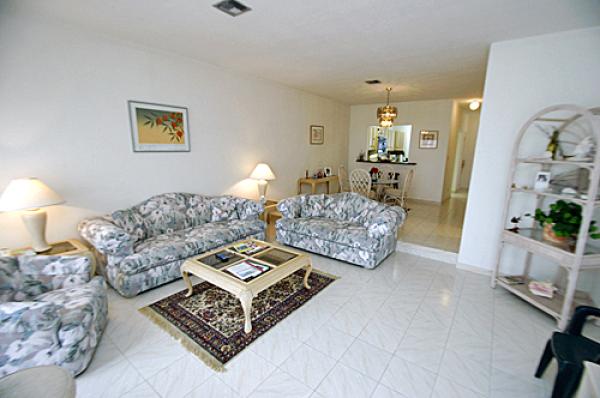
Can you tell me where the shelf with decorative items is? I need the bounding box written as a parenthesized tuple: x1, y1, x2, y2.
(509, 187, 598, 207)
(492, 104, 600, 330)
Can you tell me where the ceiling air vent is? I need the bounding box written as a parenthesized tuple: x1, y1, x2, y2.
(213, 0, 251, 17)
(365, 80, 381, 85)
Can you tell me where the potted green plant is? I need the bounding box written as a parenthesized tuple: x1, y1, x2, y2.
(533, 200, 600, 244)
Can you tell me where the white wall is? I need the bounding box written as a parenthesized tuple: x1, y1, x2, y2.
(0, 11, 349, 248)
(459, 27, 600, 271)
(348, 99, 454, 202)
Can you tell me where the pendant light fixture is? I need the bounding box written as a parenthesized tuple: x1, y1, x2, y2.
(377, 87, 397, 127)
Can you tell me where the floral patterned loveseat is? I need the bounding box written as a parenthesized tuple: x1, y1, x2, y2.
(276, 192, 405, 269)
(0, 255, 108, 377)
(79, 193, 264, 297)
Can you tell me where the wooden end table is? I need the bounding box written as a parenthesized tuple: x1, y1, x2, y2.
(180, 239, 312, 334)
(297, 176, 340, 194)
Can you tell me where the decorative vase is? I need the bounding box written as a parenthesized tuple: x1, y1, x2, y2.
(543, 223, 568, 244)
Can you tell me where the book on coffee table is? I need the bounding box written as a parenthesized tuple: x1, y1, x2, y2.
(231, 241, 268, 255)
(227, 260, 270, 281)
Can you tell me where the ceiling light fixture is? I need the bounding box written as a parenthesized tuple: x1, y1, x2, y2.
(469, 100, 481, 111)
(365, 79, 381, 85)
(377, 87, 397, 128)
(213, 0, 251, 17)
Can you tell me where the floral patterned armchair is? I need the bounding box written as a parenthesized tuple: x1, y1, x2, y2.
(276, 192, 405, 268)
(79, 193, 264, 297)
(0, 255, 108, 377)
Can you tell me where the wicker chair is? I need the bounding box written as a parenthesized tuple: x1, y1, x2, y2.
(383, 168, 414, 209)
(349, 169, 372, 197)
(338, 165, 351, 192)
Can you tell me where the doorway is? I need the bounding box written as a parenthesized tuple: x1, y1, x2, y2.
(397, 100, 481, 254)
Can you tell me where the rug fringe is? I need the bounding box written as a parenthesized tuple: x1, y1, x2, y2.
(138, 307, 226, 373)
(310, 268, 340, 281)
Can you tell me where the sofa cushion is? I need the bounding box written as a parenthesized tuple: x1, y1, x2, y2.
(276, 217, 381, 250)
(323, 193, 348, 220)
(300, 194, 325, 218)
(235, 198, 263, 221)
(186, 194, 212, 226)
(120, 219, 264, 276)
(111, 209, 147, 242)
(210, 196, 239, 222)
(35, 277, 106, 347)
(135, 193, 190, 238)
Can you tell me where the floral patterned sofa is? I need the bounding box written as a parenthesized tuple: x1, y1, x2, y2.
(276, 192, 405, 268)
(0, 255, 108, 377)
(79, 193, 264, 297)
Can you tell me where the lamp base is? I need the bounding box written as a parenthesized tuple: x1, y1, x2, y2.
(257, 180, 268, 201)
(21, 209, 51, 253)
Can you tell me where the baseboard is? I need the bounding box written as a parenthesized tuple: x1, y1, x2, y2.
(395, 241, 457, 265)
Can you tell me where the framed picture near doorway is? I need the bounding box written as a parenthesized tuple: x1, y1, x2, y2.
(128, 101, 190, 152)
(310, 125, 324, 145)
(419, 130, 438, 149)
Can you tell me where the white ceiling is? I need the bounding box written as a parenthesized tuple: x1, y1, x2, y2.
(6, 0, 600, 104)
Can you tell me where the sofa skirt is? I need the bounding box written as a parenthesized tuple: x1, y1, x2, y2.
(275, 229, 396, 269)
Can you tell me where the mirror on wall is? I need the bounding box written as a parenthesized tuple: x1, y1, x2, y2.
(366, 125, 412, 162)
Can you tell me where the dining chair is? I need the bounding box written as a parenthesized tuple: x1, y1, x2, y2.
(349, 169, 373, 197)
(535, 305, 600, 398)
(338, 165, 351, 192)
(382, 168, 414, 209)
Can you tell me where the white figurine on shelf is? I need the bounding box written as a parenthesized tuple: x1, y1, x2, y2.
(571, 136, 594, 161)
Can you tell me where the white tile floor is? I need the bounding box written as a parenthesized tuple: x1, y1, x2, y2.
(75, 251, 595, 398)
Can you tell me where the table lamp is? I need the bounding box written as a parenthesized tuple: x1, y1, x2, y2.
(0, 178, 64, 253)
(250, 163, 276, 201)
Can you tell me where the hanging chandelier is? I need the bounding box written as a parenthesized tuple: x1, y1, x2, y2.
(377, 87, 397, 127)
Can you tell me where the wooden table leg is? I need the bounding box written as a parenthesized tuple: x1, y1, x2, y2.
(311, 182, 316, 194)
(297, 181, 302, 194)
(303, 262, 313, 289)
(239, 290, 253, 334)
(182, 270, 193, 297)
(326, 181, 330, 194)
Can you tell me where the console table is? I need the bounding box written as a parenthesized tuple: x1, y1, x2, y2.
(297, 176, 339, 194)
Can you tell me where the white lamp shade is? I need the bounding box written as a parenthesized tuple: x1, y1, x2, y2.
(0, 178, 64, 212)
(250, 163, 276, 181)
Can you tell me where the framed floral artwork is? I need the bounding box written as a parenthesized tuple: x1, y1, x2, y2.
(128, 101, 190, 152)
(310, 125, 324, 145)
(419, 129, 439, 149)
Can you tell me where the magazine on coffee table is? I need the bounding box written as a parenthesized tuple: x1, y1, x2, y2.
(227, 260, 270, 281)
(230, 241, 268, 255)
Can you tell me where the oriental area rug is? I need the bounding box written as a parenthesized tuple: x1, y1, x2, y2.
(139, 269, 337, 371)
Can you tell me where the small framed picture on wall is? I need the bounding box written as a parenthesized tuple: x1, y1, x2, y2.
(310, 125, 324, 145)
(419, 130, 438, 149)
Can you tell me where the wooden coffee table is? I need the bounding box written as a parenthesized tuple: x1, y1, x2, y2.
(180, 239, 312, 334)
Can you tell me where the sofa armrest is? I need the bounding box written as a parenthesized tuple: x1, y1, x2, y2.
(277, 197, 302, 219)
(17, 255, 92, 299)
(0, 301, 60, 334)
(236, 198, 264, 220)
(78, 217, 135, 257)
(365, 207, 406, 238)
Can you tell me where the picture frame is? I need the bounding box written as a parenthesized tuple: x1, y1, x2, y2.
(128, 101, 190, 152)
(310, 125, 324, 145)
(534, 171, 551, 192)
(323, 166, 333, 177)
(419, 130, 438, 149)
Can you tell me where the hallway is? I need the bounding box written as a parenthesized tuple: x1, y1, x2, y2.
(397, 195, 467, 253)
